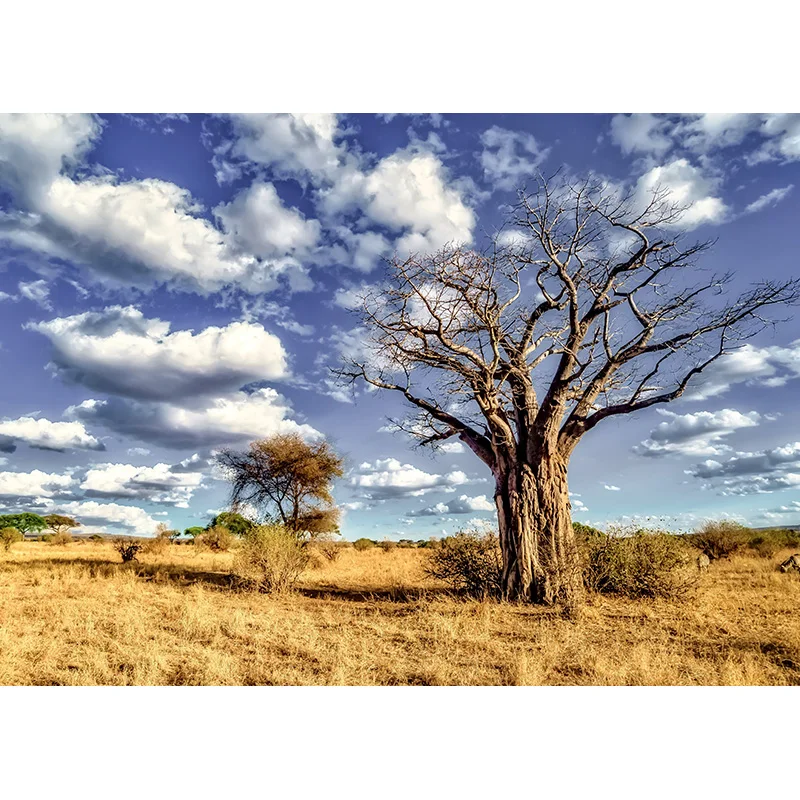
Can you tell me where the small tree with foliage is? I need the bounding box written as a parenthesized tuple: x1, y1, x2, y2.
(217, 433, 343, 538)
(208, 511, 254, 538)
(1, 527, 24, 552)
(0, 513, 47, 538)
(45, 514, 80, 537)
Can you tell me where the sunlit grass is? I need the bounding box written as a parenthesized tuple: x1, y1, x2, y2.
(1, 541, 799, 685)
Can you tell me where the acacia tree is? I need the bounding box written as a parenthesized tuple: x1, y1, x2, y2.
(0, 513, 46, 538)
(44, 514, 80, 537)
(216, 433, 343, 537)
(335, 176, 799, 605)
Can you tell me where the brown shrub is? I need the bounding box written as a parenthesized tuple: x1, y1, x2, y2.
(49, 532, 74, 546)
(353, 538, 374, 552)
(580, 527, 695, 599)
(316, 538, 343, 562)
(142, 534, 170, 556)
(234, 524, 309, 593)
(198, 525, 234, 552)
(425, 528, 503, 599)
(688, 520, 748, 560)
(114, 539, 143, 563)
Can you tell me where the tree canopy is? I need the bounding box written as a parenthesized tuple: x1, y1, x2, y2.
(216, 433, 344, 537)
(0, 513, 47, 537)
(44, 515, 80, 536)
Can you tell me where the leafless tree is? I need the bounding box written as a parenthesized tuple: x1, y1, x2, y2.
(334, 175, 800, 605)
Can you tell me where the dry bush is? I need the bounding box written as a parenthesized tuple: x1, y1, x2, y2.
(353, 538, 374, 552)
(425, 528, 503, 599)
(580, 527, 695, 599)
(114, 539, 143, 563)
(142, 534, 170, 556)
(49, 532, 74, 546)
(689, 521, 748, 561)
(1, 527, 23, 552)
(316, 538, 344, 562)
(379, 539, 396, 553)
(746, 528, 800, 558)
(234, 524, 310, 593)
(747, 535, 782, 559)
(198, 525, 234, 552)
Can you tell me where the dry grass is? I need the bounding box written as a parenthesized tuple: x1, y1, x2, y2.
(1, 540, 799, 685)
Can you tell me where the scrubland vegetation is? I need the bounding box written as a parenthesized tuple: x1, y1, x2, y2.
(1, 524, 799, 686)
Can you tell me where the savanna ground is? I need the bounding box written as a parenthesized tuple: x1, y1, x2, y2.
(1, 540, 799, 685)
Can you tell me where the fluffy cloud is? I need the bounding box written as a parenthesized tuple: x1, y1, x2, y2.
(754, 114, 800, 162)
(480, 125, 550, 190)
(216, 114, 476, 268)
(743, 184, 794, 215)
(53, 499, 164, 536)
(687, 442, 800, 495)
(438, 441, 465, 454)
(0, 416, 104, 453)
(350, 457, 471, 499)
(610, 114, 673, 157)
(28, 306, 288, 401)
(609, 113, 800, 165)
(0, 469, 76, 504)
(406, 494, 494, 516)
(67, 388, 319, 450)
(633, 409, 761, 458)
(604, 485, 622, 492)
(0, 112, 101, 199)
(686, 340, 800, 400)
(321, 148, 476, 256)
(215, 181, 321, 259)
(635, 159, 727, 229)
(80, 462, 203, 507)
(223, 113, 345, 182)
(0, 114, 311, 295)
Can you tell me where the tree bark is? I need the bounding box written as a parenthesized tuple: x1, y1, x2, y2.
(494, 454, 583, 605)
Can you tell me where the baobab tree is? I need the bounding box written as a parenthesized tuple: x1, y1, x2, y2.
(335, 176, 799, 606)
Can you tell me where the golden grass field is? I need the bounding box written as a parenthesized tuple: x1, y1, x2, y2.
(1, 540, 799, 685)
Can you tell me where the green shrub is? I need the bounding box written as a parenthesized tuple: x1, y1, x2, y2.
(353, 538, 375, 552)
(198, 525, 234, 552)
(0, 527, 23, 552)
(688, 520, 748, 560)
(425, 528, 503, 598)
(39, 533, 53, 543)
(234, 524, 310, 593)
(114, 539, 143, 563)
(580, 527, 695, 599)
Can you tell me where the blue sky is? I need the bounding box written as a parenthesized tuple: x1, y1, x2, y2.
(1, 112, 799, 538)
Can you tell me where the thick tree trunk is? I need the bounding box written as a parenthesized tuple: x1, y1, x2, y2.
(494, 455, 583, 605)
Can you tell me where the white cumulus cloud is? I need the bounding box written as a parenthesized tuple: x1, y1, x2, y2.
(28, 306, 289, 401)
(0, 416, 104, 453)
